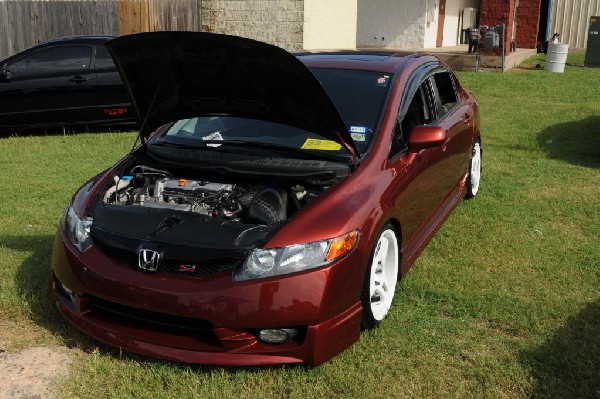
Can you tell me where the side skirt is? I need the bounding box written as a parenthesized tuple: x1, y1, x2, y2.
(399, 172, 467, 276)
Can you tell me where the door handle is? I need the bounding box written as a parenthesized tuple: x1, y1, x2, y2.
(463, 112, 473, 124)
(69, 75, 90, 83)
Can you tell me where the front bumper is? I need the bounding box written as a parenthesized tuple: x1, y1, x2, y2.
(50, 232, 363, 365)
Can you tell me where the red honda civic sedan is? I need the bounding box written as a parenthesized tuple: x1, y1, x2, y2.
(50, 32, 481, 366)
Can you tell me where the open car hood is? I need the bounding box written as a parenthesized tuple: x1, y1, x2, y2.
(106, 32, 358, 156)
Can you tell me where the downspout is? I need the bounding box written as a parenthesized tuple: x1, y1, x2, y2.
(545, 0, 554, 42)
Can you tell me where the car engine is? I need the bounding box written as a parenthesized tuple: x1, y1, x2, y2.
(101, 165, 318, 226)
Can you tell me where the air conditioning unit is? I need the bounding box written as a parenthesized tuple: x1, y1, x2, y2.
(462, 8, 478, 29)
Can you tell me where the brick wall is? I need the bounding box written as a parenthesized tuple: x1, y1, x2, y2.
(479, 0, 515, 55)
(515, 0, 542, 49)
(201, 0, 304, 51)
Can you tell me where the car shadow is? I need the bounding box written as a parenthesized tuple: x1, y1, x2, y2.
(537, 115, 600, 168)
(5, 233, 305, 371)
(4, 233, 99, 351)
(520, 300, 600, 398)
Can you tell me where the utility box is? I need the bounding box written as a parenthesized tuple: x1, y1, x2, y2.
(585, 16, 600, 67)
(483, 30, 499, 48)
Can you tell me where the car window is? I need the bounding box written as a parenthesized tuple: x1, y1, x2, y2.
(431, 71, 458, 117)
(390, 81, 435, 156)
(8, 45, 92, 75)
(401, 87, 428, 135)
(94, 45, 115, 70)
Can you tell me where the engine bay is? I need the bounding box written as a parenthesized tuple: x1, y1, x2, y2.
(101, 164, 325, 227)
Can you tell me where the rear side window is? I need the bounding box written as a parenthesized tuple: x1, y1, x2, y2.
(8, 45, 92, 75)
(94, 45, 116, 70)
(432, 72, 458, 116)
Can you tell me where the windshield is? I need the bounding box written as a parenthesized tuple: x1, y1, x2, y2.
(154, 116, 349, 155)
(152, 69, 392, 157)
(310, 68, 391, 152)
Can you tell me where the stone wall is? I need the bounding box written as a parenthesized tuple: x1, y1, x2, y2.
(201, 0, 304, 51)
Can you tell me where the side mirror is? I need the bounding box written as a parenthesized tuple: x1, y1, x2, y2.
(408, 126, 447, 152)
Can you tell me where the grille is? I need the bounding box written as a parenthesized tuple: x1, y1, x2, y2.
(93, 239, 238, 277)
(94, 240, 137, 265)
(89, 295, 214, 334)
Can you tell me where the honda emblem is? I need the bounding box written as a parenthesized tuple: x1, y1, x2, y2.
(138, 249, 160, 272)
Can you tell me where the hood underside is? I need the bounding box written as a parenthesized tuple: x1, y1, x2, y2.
(106, 32, 358, 155)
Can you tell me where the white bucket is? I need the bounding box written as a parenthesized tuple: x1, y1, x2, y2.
(545, 42, 569, 73)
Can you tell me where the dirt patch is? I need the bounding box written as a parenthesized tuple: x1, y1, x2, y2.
(0, 347, 71, 399)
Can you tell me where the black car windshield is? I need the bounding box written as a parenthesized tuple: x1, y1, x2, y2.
(310, 68, 392, 152)
(152, 69, 391, 157)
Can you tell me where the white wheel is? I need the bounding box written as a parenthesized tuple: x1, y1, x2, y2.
(361, 225, 399, 328)
(466, 140, 481, 198)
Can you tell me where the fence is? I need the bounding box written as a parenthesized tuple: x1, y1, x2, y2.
(0, 0, 202, 60)
(551, 0, 600, 49)
(120, 0, 202, 36)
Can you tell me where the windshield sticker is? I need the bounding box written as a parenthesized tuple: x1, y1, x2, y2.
(301, 138, 342, 151)
(349, 126, 368, 134)
(376, 74, 390, 86)
(202, 131, 223, 147)
(351, 133, 366, 142)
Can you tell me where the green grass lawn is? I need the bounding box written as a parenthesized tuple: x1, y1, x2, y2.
(0, 52, 598, 398)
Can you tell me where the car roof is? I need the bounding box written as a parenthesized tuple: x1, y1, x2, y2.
(39, 35, 116, 46)
(296, 51, 438, 74)
(1, 35, 117, 63)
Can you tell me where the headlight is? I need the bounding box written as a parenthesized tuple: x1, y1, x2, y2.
(233, 230, 359, 281)
(62, 205, 93, 252)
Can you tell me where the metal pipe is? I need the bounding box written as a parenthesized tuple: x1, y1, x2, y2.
(501, 23, 506, 73)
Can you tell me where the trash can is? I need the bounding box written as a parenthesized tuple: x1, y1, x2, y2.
(545, 42, 569, 73)
(461, 28, 469, 44)
(468, 28, 480, 53)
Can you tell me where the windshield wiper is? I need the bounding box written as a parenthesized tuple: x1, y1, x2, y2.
(151, 140, 203, 149)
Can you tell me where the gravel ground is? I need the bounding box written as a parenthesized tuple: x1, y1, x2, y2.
(0, 347, 71, 399)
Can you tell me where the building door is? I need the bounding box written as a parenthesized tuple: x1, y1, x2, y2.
(436, 0, 447, 47)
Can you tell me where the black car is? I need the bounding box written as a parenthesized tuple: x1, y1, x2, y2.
(0, 36, 136, 134)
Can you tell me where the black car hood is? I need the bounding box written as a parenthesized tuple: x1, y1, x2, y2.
(105, 32, 358, 155)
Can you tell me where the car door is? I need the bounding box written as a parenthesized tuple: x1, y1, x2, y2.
(386, 64, 472, 269)
(0, 44, 96, 130)
(92, 45, 134, 124)
(429, 70, 473, 195)
(387, 70, 448, 251)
